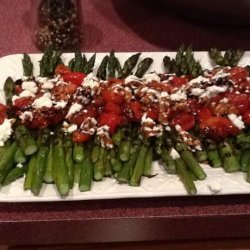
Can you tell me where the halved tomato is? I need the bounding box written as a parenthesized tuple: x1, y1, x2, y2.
(98, 112, 122, 134)
(72, 131, 91, 143)
(55, 64, 71, 76)
(101, 89, 125, 104)
(171, 112, 195, 131)
(63, 72, 86, 86)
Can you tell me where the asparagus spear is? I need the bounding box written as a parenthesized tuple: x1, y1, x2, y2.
(85, 53, 96, 74)
(31, 129, 50, 196)
(4, 77, 15, 106)
(22, 53, 33, 76)
(119, 53, 141, 78)
(135, 58, 153, 78)
(96, 55, 109, 80)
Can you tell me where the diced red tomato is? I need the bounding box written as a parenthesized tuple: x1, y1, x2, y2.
(63, 72, 86, 86)
(130, 101, 142, 121)
(228, 67, 248, 84)
(197, 107, 213, 122)
(243, 110, 250, 125)
(13, 97, 33, 109)
(104, 102, 122, 115)
(101, 89, 125, 104)
(64, 82, 78, 95)
(0, 104, 6, 125)
(55, 64, 71, 76)
(171, 112, 195, 131)
(72, 131, 91, 143)
(108, 78, 124, 86)
(15, 85, 23, 94)
(228, 93, 249, 115)
(70, 106, 98, 126)
(200, 117, 239, 139)
(98, 112, 122, 134)
(29, 116, 48, 129)
(148, 81, 173, 93)
(171, 76, 188, 88)
(145, 106, 159, 120)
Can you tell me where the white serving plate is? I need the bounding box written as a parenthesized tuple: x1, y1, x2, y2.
(0, 51, 250, 202)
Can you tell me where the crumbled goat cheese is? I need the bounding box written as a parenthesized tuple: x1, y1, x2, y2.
(41, 80, 54, 89)
(19, 90, 35, 98)
(0, 119, 13, 146)
(17, 163, 23, 168)
(66, 124, 78, 133)
(32, 93, 53, 109)
(212, 70, 230, 81)
(170, 89, 187, 101)
(208, 179, 222, 194)
(160, 92, 169, 98)
(189, 76, 209, 86)
(202, 85, 228, 98)
(35, 76, 48, 84)
(125, 75, 141, 84)
(54, 101, 68, 109)
(12, 95, 20, 103)
(66, 103, 83, 118)
(22, 81, 38, 94)
(82, 73, 99, 89)
(20, 111, 33, 121)
(190, 87, 205, 96)
(228, 114, 245, 130)
(170, 148, 180, 159)
(143, 73, 160, 83)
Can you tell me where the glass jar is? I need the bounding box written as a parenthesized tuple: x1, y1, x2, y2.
(32, 0, 83, 51)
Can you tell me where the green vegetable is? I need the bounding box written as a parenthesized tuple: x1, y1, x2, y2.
(22, 53, 33, 76)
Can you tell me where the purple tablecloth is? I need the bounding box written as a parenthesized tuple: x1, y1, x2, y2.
(1, 0, 250, 246)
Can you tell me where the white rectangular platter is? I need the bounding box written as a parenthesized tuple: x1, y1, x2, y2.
(0, 51, 250, 202)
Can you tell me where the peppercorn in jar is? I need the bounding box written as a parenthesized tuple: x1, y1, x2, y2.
(33, 0, 82, 51)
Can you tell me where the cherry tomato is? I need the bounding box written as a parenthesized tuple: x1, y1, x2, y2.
(200, 117, 239, 140)
(29, 116, 48, 129)
(229, 93, 249, 114)
(145, 106, 159, 120)
(70, 106, 98, 126)
(0, 104, 6, 125)
(130, 101, 143, 121)
(102, 89, 125, 104)
(13, 97, 33, 109)
(171, 112, 195, 131)
(55, 64, 71, 76)
(171, 76, 188, 88)
(104, 102, 122, 115)
(72, 131, 91, 143)
(15, 85, 23, 94)
(243, 110, 250, 125)
(98, 112, 122, 134)
(64, 82, 78, 95)
(228, 67, 248, 84)
(63, 72, 86, 86)
(197, 107, 213, 122)
(148, 81, 173, 92)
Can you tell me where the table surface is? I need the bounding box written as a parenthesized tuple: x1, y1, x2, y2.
(2, 0, 250, 246)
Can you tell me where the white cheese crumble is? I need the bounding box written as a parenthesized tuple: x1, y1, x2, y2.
(190, 87, 205, 97)
(54, 101, 68, 109)
(66, 103, 83, 118)
(32, 93, 53, 109)
(202, 85, 228, 98)
(22, 81, 38, 94)
(65, 124, 78, 133)
(143, 73, 160, 83)
(35, 76, 48, 84)
(188, 76, 209, 86)
(125, 75, 141, 84)
(170, 148, 180, 159)
(41, 80, 54, 89)
(17, 163, 23, 168)
(0, 119, 13, 146)
(19, 90, 35, 98)
(228, 114, 245, 130)
(208, 178, 221, 194)
(20, 111, 33, 121)
(82, 73, 99, 89)
(170, 89, 187, 101)
(212, 70, 230, 81)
